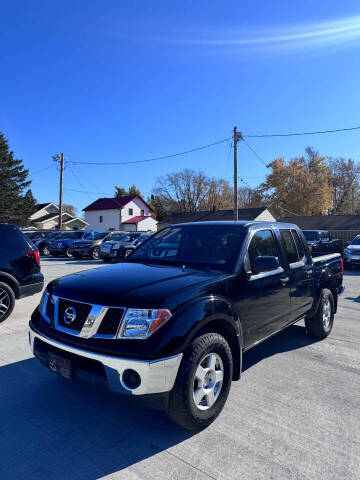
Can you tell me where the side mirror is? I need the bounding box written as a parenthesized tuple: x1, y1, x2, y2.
(251, 256, 279, 275)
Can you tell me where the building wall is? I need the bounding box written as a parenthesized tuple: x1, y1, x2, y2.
(122, 223, 137, 232)
(84, 209, 121, 230)
(120, 198, 152, 223)
(255, 209, 276, 222)
(136, 216, 158, 231)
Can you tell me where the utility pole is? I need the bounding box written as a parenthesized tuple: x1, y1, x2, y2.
(351, 186, 355, 215)
(233, 127, 242, 221)
(58, 153, 64, 230)
(233, 126, 238, 221)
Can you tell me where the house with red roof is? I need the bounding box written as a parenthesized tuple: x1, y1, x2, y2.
(83, 195, 158, 232)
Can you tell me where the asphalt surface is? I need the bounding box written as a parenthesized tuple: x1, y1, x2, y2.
(0, 258, 359, 480)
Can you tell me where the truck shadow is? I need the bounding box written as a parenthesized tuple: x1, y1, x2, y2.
(242, 324, 320, 372)
(0, 358, 193, 480)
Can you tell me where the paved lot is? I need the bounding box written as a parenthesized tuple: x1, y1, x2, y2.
(0, 258, 359, 480)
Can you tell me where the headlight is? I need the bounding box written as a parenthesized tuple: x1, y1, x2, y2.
(119, 308, 172, 339)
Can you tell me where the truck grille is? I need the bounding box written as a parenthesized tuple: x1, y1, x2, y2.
(58, 299, 92, 332)
(97, 308, 125, 335)
(42, 295, 126, 339)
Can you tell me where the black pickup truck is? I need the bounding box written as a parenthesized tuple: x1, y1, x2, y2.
(29, 222, 344, 430)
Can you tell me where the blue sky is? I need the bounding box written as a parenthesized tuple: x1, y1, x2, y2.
(1, 0, 360, 215)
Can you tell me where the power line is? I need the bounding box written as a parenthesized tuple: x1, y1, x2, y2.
(241, 137, 269, 168)
(68, 164, 94, 201)
(243, 125, 360, 138)
(66, 188, 108, 195)
(28, 163, 56, 177)
(69, 137, 231, 166)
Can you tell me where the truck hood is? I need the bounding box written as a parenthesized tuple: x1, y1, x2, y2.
(49, 261, 228, 308)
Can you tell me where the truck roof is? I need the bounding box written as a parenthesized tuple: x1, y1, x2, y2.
(174, 220, 299, 229)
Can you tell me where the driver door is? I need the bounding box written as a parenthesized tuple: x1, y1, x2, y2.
(240, 229, 291, 349)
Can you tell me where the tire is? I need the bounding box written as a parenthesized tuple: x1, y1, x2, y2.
(0, 282, 16, 323)
(305, 288, 334, 339)
(91, 247, 100, 260)
(42, 246, 51, 256)
(167, 333, 233, 431)
(65, 248, 73, 258)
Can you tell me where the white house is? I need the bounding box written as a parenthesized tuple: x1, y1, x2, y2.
(83, 195, 158, 232)
(30, 203, 88, 230)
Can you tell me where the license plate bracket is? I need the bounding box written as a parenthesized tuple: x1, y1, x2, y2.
(48, 351, 72, 380)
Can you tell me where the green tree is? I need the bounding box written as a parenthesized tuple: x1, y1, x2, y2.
(114, 184, 142, 198)
(0, 132, 36, 224)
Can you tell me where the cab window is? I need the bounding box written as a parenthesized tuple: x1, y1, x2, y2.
(247, 230, 278, 267)
(280, 230, 300, 264)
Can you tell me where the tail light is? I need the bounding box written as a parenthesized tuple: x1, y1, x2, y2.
(25, 249, 40, 265)
(340, 257, 344, 275)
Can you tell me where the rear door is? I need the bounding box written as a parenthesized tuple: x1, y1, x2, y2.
(240, 228, 291, 348)
(278, 229, 315, 320)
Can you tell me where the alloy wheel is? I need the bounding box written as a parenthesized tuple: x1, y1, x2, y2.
(193, 352, 224, 411)
(322, 298, 331, 328)
(0, 288, 10, 320)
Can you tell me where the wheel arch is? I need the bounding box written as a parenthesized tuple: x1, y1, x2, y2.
(0, 271, 20, 298)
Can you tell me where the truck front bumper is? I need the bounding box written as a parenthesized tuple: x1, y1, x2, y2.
(29, 323, 182, 397)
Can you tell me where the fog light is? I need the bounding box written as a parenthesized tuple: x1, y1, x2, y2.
(122, 369, 141, 390)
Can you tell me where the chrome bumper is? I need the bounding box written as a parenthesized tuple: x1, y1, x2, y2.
(29, 325, 182, 396)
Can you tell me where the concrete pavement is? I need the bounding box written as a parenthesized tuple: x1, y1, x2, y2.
(0, 258, 359, 479)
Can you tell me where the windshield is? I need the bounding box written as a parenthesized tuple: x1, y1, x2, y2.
(127, 225, 246, 272)
(303, 231, 320, 241)
(83, 231, 108, 240)
(138, 233, 151, 242)
(351, 237, 360, 245)
(58, 231, 84, 239)
(107, 233, 132, 242)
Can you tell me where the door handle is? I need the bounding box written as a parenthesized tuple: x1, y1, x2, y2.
(280, 276, 290, 285)
(306, 269, 313, 275)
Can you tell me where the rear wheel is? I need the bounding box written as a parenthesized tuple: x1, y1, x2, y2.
(91, 247, 100, 260)
(305, 288, 334, 339)
(65, 248, 73, 258)
(0, 282, 15, 323)
(124, 248, 133, 258)
(42, 246, 50, 256)
(167, 333, 233, 431)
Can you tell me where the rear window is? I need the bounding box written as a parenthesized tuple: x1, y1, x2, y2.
(0, 225, 32, 251)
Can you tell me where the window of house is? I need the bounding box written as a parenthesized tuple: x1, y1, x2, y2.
(99, 215, 103, 223)
(140, 209, 145, 216)
(128, 208, 133, 215)
(280, 229, 300, 264)
(247, 230, 278, 267)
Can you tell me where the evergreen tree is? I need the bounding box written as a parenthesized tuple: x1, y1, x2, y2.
(0, 132, 37, 224)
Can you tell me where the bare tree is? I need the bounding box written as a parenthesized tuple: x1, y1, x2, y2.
(63, 204, 76, 217)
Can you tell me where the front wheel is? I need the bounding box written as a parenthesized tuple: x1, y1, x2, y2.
(305, 288, 334, 339)
(124, 248, 133, 258)
(42, 246, 50, 256)
(91, 247, 100, 260)
(65, 248, 73, 258)
(167, 333, 233, 431)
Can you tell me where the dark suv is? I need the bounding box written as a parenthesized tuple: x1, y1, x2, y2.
(31, 231, 63, 256)
(0, 223, 44, 322)
(48, 231, 93, 258)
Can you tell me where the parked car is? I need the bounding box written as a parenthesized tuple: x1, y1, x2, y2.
(0, 223, 44, 322)
(30, 221, 344, 430)
(99, 231, 134, 261)
(69, 231, 110, 260)
(103, 232, 152, 262)
(32, 231, 63, 256)
(302, 230, 342, 256)
(343, 235, 360, 269)
(48, 231, 94, 258)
